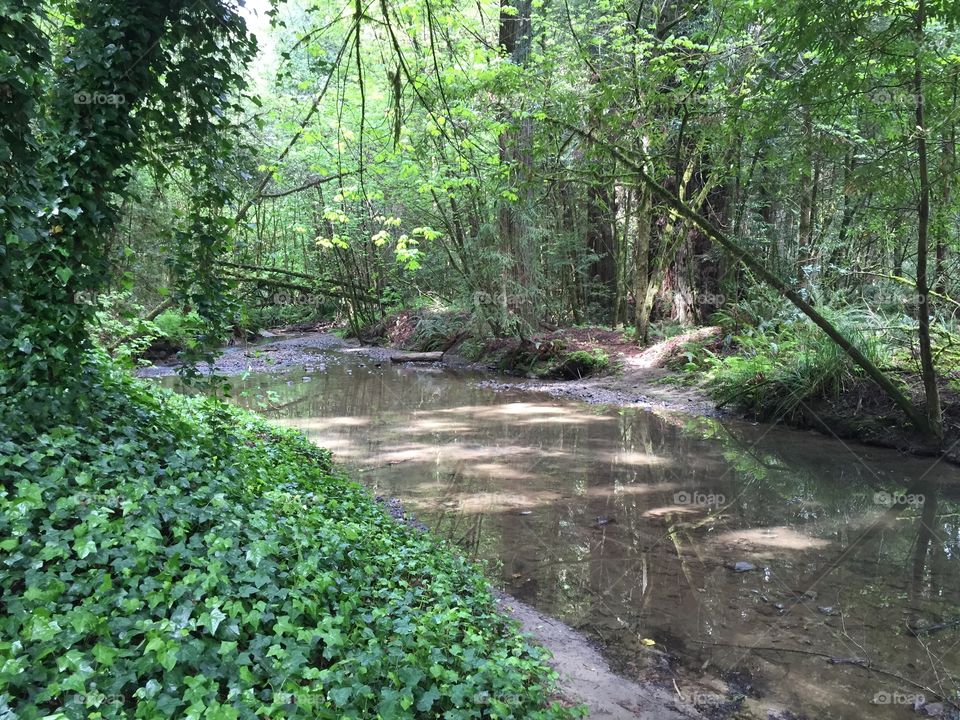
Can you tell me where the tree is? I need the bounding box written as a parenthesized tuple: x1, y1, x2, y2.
(1, 0, 256, 419)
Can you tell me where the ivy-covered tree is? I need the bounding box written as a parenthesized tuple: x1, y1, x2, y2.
(0, 0, 256, 421)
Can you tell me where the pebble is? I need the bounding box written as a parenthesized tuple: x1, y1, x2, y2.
(729, 561, 756, 573)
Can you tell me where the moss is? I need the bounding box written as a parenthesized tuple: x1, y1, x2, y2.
(541, 349, 610, 380)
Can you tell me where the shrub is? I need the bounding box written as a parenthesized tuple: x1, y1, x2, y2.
(245, 302, 331, 332)
(153, 309, 209, 350)
(689, 308, 893, 420)
(542, 349, 609, 379)
(0, 360, 576, 720)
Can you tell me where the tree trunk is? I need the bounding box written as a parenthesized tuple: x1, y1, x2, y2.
(934, 83, 956, 294)
(913, 0, 943, 439)
(562, 122, 938, 437)
(587, 182, 617, 314)
(497, 0, 536, 329)
(633, 183, 653, 343)
(797, 107, 814, 289)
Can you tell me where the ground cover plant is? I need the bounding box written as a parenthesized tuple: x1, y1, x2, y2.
(0, 359, 577, 720)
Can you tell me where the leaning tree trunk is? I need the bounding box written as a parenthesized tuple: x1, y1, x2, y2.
(560, 122, 939, 438)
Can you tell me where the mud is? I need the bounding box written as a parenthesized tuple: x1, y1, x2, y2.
(138, 330, 718, 418)
(495, 593, 703, 719)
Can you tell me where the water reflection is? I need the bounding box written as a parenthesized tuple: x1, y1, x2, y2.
(163, 355, 960, 719)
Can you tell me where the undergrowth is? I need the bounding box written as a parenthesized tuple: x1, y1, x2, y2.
(0, 359, 577, 720)
(679, 306, 894, 420)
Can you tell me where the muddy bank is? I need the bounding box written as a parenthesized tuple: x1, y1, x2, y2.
(137, 329, 717, 417)
(139, 332, 390, 377)
(475, 368, 718, 417)
(494, 593, 700, 720)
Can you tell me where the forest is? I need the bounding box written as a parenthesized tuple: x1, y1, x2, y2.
(2, 0, 959, 718)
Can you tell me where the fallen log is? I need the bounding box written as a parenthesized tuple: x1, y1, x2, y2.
(390, 351, 444, 363)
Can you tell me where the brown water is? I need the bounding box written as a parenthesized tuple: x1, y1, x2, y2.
(167, 350, 960, 719)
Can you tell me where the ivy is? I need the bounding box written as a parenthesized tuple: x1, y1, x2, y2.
(0, 0, 257, 420)
(0, 360, 576, 719)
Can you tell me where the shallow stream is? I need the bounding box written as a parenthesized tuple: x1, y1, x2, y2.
(163, 347, 960, 719)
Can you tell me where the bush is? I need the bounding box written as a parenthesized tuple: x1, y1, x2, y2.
(90, 292, 163, 368)
(0, 361, 576, 720)
(542, 349, 609, 379)
(153, 309, 209, 350)
(245, 302, 331, 332)
(687, 308, 892, 420)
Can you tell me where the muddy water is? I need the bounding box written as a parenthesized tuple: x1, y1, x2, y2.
(168, 350, 960, 719)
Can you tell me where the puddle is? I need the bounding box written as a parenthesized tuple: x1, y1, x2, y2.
(160, 352, 960, 719)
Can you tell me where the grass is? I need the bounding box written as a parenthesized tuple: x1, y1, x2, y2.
(677, 308, 894, 421)
(0, 360, 577, 719)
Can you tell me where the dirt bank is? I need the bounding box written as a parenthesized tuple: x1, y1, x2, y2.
(138, 332, 387, 377)
(494, 594, 700, 720)
(137, 329, 717, 417)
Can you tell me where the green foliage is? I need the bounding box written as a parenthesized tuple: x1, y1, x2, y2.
(0, 0, 256, 416)
(245, 303, 325, 332)
(153, 310, 212, 353)
(687, 309, 893, 420)
(0, 359, 577, 720)
(406, 312, 470, 352)
(90, 292, 162, 368)
(543, 349, 610, 380)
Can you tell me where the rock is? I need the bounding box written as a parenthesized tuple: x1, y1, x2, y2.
(918, 702, 944, 717)
(817, 606, 835, 615)
(729, 561, 756, 573)
(592, 515, 616, 527)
